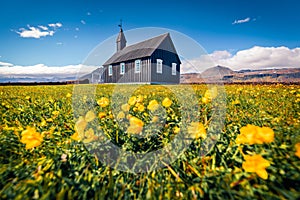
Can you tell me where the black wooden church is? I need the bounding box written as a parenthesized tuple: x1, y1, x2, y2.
(101, 27, 181, 84)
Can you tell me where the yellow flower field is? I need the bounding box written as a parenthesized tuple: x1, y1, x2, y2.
(0, 84, 299, 199)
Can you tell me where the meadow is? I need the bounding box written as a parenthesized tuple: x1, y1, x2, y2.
(0, 84, 299, 199)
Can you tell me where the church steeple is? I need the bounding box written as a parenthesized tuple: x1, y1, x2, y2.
(116, 20, 126, 51)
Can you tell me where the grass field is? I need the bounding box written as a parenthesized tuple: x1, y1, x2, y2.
(0, 84, 299, 199)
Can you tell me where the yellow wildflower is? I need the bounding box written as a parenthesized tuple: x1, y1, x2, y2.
(202, 86, 218, 103)
(242, 154, 270, 179)
(117, 111, 125, 119)
(121, 103, 130, 112)
(162, 97, 172, 108)
(66, 93, 72, 98)
(52, 110, 60, 116)
(75, 116, 87, 135)
(83, 128, 96, 143)
(127, 116, 144, 134)
(187, 122, 206, 139)
(295, 142, 300, 158)
(70, 132, 81, 141)
(46, 118, 53, 122)
(236, 124, 274, 145)
(97, 97, 109, 108)
(173, 126, 180, 134)
(40, 118, 47, 127)
(98, 112, 106, 119)
(85, 110, 96, 122)
(136, 95, 144, 103)
(256, 127, 275, 143)
(152, 116, 159, 123)
(231, 99, 241, 105)
(136, 103, 145, 112)
(20, 127, 43, 149)
(128, 96, 137, 106)
(147, 99, 159, 112)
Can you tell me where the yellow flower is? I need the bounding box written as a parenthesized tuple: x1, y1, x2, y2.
(128, 96, 137, 106)
(295, 142, 300, 158)
(201, 97, 209, 104)
(70, 132, 81, 141)
(152, 116, 159, 123)
(242, 154, 270, 180)
(20, 127, 43, 149)
(136, 103, 145, 112)
(127, 116, 144, 134)
(231, 99, 241, 105)
(136, 95, 144, 103)
(202, 86, 218, 103)
(187, 122, 206, 139)
(147, 100, 159, 112)
(162, 97, 172, 108)
(85, 110, 96, 122)
(75, 116, 87, 135)
(236, 124, 274, 145)
(83, 128, 96, 143)
(236, 124, 257, 145)
(66, 93, 72, 98)
(256, 127, 275, 143)
(117, 111, 125, 119)
(40, 118, 47, 127)
(173, 126, 180, 134)
(97, 97, 109, 108)
(121, 103, 130, 112)
(52, 110, 60, 116)
(98, 112, 106, 119)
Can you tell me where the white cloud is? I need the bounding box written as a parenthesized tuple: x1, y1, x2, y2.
(232, 17, 251, 25)
(17, 26, 54, 38)
(39, 25, 48, 30)
(75, 27, 80, 31)
(0, 63, 98, 79)
(0, 61, 13, 67)
(81, 20, 86, 25)
(17, 23, 62, 39)
(48, 23, 62, 28)
(182, 46, 300, 73)
(87, 12, 91, 16)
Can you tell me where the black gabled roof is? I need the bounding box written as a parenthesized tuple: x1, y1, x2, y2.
(103, 33, 179, 65)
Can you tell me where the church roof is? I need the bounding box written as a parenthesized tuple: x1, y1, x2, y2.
(103, 33, 178, 65)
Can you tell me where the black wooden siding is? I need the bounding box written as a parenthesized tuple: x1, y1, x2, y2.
(150, 49, 180, 84)
(103, 49, 180, 84)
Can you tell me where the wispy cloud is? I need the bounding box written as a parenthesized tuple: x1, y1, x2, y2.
(16, 23, 63, 39)
(17, 26, 54, 38)
(182, 46, 300, 73)
(48, 23, 62, 28)
(38, 25, 48, 30)
(0, 61, 13, 67)
(81, 20, 86, 25)
(232, 17, 251, 25)
(0, 63, 98, 79)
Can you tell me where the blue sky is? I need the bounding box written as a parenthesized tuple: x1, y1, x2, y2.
(0, 0, 299, 78)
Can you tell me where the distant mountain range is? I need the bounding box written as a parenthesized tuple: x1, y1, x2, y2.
(0, 76, 77, 83)
(1, 65, 300, 84)
(181, 66, 300, 83)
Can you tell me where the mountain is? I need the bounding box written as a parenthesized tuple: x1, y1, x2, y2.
(180, 66, 300, 83)
(0, 76, 77, 83)
(201, 65, 235, 78)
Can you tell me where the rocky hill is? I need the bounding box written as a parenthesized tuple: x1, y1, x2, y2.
(181, 66, 300, 84)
